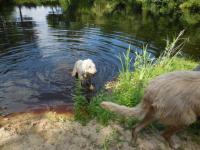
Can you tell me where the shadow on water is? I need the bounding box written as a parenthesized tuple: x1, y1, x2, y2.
(0, 3, 199, 115)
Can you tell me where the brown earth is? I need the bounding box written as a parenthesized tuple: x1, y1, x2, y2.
(0, 111, 200, 150)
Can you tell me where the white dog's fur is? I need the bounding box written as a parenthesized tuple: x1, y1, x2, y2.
(72, 59, 97, 80)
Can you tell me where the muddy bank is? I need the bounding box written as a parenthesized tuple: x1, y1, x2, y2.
(0, 112, 200, 150)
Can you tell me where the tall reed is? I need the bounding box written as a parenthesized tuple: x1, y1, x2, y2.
(73, 80, 90, 124)
(118, 45, 132, 81)
(158, 30, 188, 66)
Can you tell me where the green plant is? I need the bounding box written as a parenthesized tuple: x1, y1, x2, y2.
(158, 30, 188, 67)
(118, 45, 132, 81)
(134, 44, 154, 80)
(59, 0, 71, 11)
(73, 80, 90, 125)
(88, 92, 115, 124)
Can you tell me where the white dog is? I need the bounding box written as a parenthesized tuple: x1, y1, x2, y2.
(72, 59, 97, 80)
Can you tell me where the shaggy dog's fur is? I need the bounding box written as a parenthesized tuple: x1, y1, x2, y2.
(72, 59, 97, 80)
(101, 71, 200, 149)
(72, 59, 97, 91)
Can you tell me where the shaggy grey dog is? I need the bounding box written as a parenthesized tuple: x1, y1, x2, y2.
(101, 71, 200, 149)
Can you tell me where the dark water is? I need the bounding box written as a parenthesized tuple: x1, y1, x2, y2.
(0, 6, 199, 115)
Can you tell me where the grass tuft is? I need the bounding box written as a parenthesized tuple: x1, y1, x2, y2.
(73, 80, 91, 125)
(118, 45, 132, 81)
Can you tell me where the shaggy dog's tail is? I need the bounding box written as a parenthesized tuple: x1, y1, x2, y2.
(101, 101, 146, 120)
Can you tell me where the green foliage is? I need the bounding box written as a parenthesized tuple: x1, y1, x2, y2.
(88, 91, 115, 124)
(13, 0, 200, 24)
(113, 76, 140, 107)
(115, 32, 198, 132)
(157, 30, 187, 67)
(134, 44, 153, 80)
(73, 80, 91, 125)
(180, 0, 200, 11)
(137, 0, 200, 15)
(15, 0, 70, 7)
(59, 0, 71, 11)
(73, 80, 114, 125)
(118, 45, 132, 81)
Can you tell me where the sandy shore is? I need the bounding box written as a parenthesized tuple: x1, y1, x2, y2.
(0, 111, 200, 150)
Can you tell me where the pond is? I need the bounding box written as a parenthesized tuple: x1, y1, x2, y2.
(0, 5, 199, 115)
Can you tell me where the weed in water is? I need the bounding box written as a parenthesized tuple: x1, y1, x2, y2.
(118, 45, 132, 81)
(73, 80, 90, 125)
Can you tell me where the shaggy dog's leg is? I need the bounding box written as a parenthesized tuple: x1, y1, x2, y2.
(77, 72, 85, 80)
(72, 64, 77, 77)
(162, 125, 185, 149)
(131, 108, 155, 145)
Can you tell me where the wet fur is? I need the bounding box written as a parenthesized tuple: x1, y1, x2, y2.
(72, 59, 97, 92)
(101, 71, 200, 149)
(72, 59, 97, 80)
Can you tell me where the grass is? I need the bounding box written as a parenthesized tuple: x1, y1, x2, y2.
(73, 30, 198, 127)
(73, 80, 91, 125)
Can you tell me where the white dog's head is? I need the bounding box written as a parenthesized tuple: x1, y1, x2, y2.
(82, 59, 97, 76)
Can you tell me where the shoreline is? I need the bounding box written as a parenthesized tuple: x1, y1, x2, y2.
(0, 110, 200, 150)
(0, 104, 74, 119)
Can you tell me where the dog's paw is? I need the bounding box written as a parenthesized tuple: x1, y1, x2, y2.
(89, 85, 95, 91)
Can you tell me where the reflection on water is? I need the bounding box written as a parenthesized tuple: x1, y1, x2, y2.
(0, 6, 199, 115)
